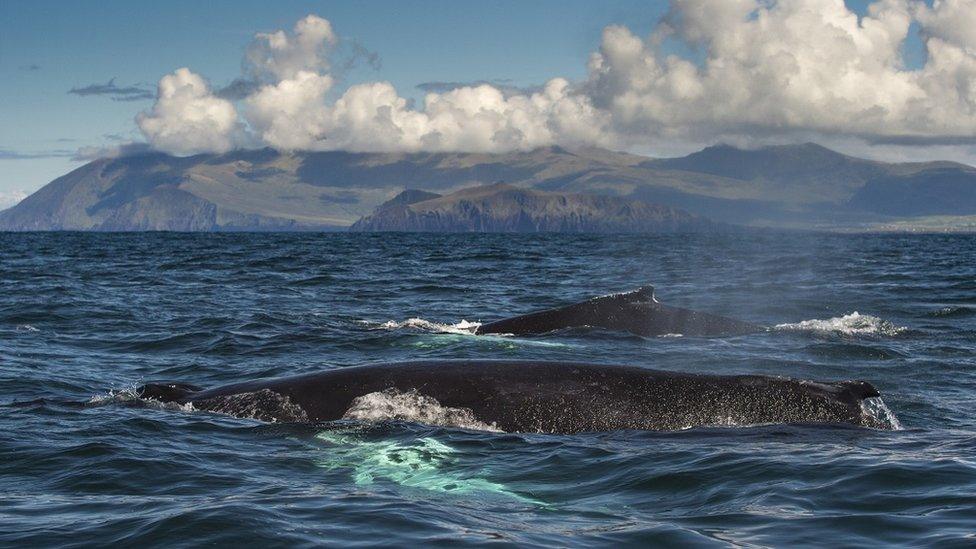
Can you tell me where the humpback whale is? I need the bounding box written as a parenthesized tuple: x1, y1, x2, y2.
(475, 286, 762, 337)
(137, 360, 892, 432)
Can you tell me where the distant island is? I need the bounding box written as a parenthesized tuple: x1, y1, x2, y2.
(2, 143, 976, 232)
(349, 183, 712, 233)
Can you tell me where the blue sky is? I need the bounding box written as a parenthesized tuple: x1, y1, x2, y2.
(0, 0, 951, 204)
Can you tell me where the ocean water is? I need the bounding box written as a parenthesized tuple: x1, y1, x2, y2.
(1, 232, 975, 546)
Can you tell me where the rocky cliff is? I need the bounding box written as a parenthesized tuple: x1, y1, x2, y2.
(349, 183, 713, 232)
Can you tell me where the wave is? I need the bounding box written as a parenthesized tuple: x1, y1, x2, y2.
(363, 318, 481, 335)
(343, 389, 502, 433)
(928, 306, 974, 318)
(774, 312, 908, 337)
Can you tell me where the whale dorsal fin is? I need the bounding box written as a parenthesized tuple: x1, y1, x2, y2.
(634, 285, 658, 303)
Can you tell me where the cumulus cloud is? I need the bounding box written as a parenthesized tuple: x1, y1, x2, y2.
(137, 3, 976, 156)
(137, 68, 243, 155)
(585, 0, 976, 143)
(244, 71, 334, 150)
(139, 13, 606, 154)
(245, 77, 610, 152)
(916, 0, 976, 51)
(246, 14, 337, 82)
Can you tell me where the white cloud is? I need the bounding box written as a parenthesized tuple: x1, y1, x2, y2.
(236, 15, 610, 153)
(0, 189, 27, 209)
(246, 14, 337, 82)
(283, 78, 611, 153)
(917, 0, 976, 51)
(137, 68, 242, 155)
(585, 0, 976, 144)
(245, 71, 334, 150)
(137, 3, 976, 157)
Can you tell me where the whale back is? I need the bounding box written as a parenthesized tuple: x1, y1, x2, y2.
(137, 361, 892, 432)
(137, 382, 202, 402)
(475, 286, 761, 337)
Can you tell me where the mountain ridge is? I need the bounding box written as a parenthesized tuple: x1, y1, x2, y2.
(3, 143, 975, 231)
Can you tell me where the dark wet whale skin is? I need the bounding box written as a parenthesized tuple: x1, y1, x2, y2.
(475, 286, 763, 337)
(139, 360, 885, 432)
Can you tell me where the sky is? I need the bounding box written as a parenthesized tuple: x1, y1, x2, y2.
(1, 0, 973, 208)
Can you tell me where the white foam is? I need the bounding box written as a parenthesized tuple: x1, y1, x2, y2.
(88, 387, 143, 406)
(88, 388, 196, 413)
(16, 324, 39, 332)
(679, 417, 743, 430)
(361, 317, 574, 347)
(860, 396, 904, 430)
(343, 389, 502, 432)
(364, 318, 482, 335)
(774, 312, 907, 337)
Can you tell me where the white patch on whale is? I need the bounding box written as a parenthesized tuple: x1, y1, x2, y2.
(343, 389, 502, 433)
(774, 312, 907, 337)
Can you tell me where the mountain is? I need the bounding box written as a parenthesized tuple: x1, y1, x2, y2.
(2, 143, 975, 231)
(0, 147, 646, 231)
(629, 142, 976, 226)
(849, 167, 976, 216)
(349, 183, 712, 232)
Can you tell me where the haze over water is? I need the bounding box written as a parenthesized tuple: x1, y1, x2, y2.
(1, 232, 974, 545)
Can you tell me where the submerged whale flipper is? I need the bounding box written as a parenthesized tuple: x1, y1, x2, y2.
(475, 285, 761, 337)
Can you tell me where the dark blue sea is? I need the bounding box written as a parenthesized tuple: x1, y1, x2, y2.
(1, 232, 975, 547)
